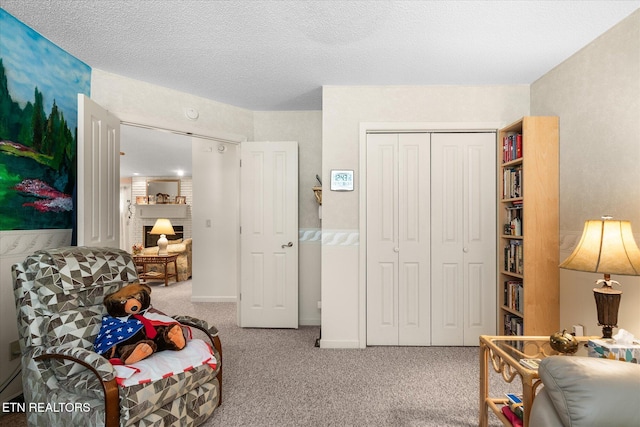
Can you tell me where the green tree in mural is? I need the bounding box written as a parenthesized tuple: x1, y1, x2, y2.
(0, 58, 24, 142)
(31, 87, 48, 152)
(18, 102, 34, 146)
(47, 105, 74, 172)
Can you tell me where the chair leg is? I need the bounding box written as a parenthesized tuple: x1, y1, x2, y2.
(214, 335, 222, 405)
(104, 378, 120, 427)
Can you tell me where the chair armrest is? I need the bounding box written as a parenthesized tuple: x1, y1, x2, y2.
(173, 315, 219, 338)
(34, 345, 116, 382)
(33, 345, 120, 427)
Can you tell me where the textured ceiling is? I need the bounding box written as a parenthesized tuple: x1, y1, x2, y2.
(3, 1, 639, 177)
(3, 0, 639, 112)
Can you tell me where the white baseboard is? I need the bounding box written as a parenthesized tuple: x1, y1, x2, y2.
(190, 296, 237, 303)
(319, 339, 360, 349)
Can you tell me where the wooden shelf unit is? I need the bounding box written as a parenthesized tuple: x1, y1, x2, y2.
(497, 116, 560, 336)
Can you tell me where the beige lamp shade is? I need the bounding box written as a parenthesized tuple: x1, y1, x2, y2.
(149, 218, 175, 256)
(149, 218, 175, 236)
(560, 219, 640, 276)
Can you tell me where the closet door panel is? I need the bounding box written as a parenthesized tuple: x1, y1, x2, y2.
(431, 140, 464, 345)
(398, 133, 430, 345)
(432, 133, 496, 346)
(463, 135, 496, 345)
(367, 133, 399, 345)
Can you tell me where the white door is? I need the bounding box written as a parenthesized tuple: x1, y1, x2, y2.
(240, 141, 299, 328)
(366, 133, 431, 345)
(77, 94, 120, 247)
(431, 132, 496, 346)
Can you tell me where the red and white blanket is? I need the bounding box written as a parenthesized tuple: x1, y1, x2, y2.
(113, 338, 217, 387)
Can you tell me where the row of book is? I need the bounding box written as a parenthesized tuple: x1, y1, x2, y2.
(503, 204, 523, 236)
(504, 240, 524, 275)
(502, 166, 523, 199)
(504, 314, 524, 336)
(504, 280, 523, 313)
(501, 393, 524, 426)
(502, 132, 523, 163)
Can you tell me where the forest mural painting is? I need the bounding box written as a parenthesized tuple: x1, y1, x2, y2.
(0, 9, 91, 230)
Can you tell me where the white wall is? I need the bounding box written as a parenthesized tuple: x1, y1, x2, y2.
(320, 85, 530, 347)
(191, 139, 240, 302)
(531, 10, 640, 337)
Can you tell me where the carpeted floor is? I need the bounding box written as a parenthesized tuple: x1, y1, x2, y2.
(1, 279, 512, 426)
(152, 280, 511, 426)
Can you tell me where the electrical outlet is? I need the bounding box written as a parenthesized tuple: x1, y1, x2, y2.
(572, 324, 584, 336)
(10, 340, 21, 360)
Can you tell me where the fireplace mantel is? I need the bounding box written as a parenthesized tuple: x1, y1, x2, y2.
(136, 204, 188, 219)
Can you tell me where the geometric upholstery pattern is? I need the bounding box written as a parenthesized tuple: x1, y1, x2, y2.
(12, 246, 221, 427)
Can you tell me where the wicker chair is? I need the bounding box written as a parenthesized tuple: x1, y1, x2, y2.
(12, 246, 221, 426)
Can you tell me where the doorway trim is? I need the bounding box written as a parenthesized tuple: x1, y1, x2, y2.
(358, 121, 504, 348)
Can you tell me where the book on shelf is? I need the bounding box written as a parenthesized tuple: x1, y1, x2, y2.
(505, 393, 524, 420)
(500, 406, 523, 427)
(502, 166, 523, 199)
(504, 240, 524, 275)
(504, 314, 523, 336)
(505, 205, 523, 236)
(504, 281, 523, 312)
(502, 133, 523, 163)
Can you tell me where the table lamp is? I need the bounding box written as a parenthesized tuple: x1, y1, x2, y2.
(149, 218, 175, 256)
(560, 217, 640, 338)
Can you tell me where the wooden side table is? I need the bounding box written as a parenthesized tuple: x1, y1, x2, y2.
(479, 335, 594, 427)
(132, 254, 178, 287)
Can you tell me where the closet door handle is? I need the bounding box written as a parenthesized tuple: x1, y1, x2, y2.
(282, 242, 294, 248)
(393, 247, 400, 253)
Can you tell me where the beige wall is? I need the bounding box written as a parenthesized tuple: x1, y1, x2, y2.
(531, 10, 640, 337)
(254, 111, 323, 325)
(253, 111, 323, 230)
(320, 85, 530, 347)
(91, 69, 254, 141)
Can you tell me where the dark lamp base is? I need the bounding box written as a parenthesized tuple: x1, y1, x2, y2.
(593, 286, 621, 339)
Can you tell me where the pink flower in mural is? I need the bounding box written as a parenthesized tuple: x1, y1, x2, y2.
(13, 179, 72, 212)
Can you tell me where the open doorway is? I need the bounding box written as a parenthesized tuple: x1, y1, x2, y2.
(119, 124, 241, 303)
(119, 124, 193, 253)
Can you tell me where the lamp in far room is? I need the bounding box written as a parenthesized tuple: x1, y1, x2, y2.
(560, 216, 640, 338)
(149, 218, 175, 256)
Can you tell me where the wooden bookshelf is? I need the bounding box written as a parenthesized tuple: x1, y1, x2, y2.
(497, 117, 559, 336)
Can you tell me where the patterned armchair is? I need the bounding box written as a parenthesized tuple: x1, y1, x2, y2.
(12, 246, 221, 427)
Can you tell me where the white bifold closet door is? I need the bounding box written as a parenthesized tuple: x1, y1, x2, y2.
(431, 132, 496, 346)
(366, 132, 496, 346)
(366, 133, 431, 346)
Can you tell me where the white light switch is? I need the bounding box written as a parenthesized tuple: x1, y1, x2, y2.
(206, 219, 211, 228)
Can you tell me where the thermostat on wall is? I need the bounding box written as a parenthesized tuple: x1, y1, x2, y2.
(330, 170, 354, 191)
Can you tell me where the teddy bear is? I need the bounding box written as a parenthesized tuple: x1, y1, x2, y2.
(94, 282, 187, 365)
